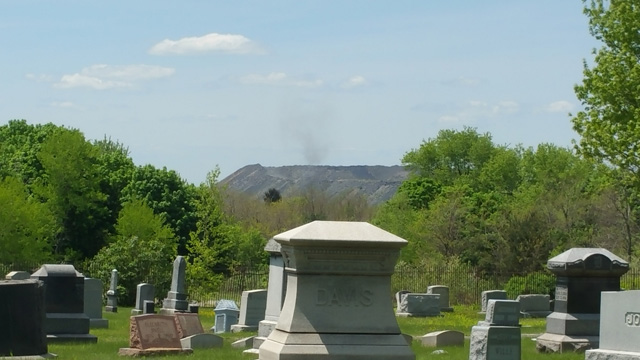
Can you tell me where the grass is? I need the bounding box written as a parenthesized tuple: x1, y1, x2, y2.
(46, 306, 586, 359)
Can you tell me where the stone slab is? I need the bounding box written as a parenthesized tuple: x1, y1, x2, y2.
(5, 271, 31, 280)
(0, 354, 57, 359)
(469, 325, 520, 360)
(535, 333, 598, 353)
(45, 334, 97, 344)
(420, 330, 464, 347)
(118, 348, 192, 357)
(129, 314, 182, 350)
(232, 336, 255, 349)
(179, 333, 222, 349)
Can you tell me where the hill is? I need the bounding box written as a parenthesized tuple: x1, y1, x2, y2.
(219, 164, 409, 205)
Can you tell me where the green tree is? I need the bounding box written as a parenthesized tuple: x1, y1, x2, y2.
(90, 199, 177, 305)
(35, 128, 109, 261)
(0, 176, 56, 264)
(121, 164, 197, 255)
(572, 0, 640, 179)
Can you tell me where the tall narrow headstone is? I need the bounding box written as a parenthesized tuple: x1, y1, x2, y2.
(160, 256, 188, 314)
(31, 264, 97, 343)
(258, 221, 415, 360)
(536, 248, 629, 353)
(105, 269, 118, 313)
(231, 289, 267, 332)
(84, 277, 108, 328)
(248, 238, 287, 354)
(469, 299, 521, 360)
(132, 283, 155, 315)
(0, 279, 52, 357)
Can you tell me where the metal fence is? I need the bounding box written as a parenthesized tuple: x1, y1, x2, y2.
(5, 261, 640, 307)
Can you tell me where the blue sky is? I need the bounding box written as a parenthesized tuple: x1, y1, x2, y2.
(1, 1, 599, 184)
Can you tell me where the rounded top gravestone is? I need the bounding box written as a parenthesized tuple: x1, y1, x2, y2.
(547, 248, 629, 277)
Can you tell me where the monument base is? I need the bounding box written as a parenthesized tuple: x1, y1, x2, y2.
(46, 334, 97, 343)
(230, 324, 258, 333)
(586, 349, 640, 360)
(536, 333, 598, 353)
(89, 318, 108, 328)
(118, 348, 193, 357)
(259, 330, 415, 360)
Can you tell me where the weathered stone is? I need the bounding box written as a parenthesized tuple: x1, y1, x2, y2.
(396, 293, 441, 317)
(420, 330, 464, 347)
(105, 269, 118, 313)
(212, 300, 239, 333)
(427, 285, 454, 312)
(258, 221, 415, 360)
(516, 294, 550, 318)
(481, 290, 507, 313)
(160, 256, 188, 314)
(231, 289, 267, 332)
(128, 314, 182, 350)
(173, 313, 203, 338)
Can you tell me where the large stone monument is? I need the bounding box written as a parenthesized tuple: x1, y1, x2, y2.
(231, 289, 267, 332)
(84, 277, 108, 328)
(469, 299, 521, 360)
(536, 248, 629, 353)
(31, 264, 97, 343)
(160, 256, 188, 314)
(585, 290, 640, 360)
(0, 279, 53, 358)
(105, 269, 118, 313)
(258, 220, 415, 360)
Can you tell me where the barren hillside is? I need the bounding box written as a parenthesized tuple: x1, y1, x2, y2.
(219, 164, 409, 205)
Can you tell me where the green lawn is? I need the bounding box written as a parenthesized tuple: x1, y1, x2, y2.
(46, 306, 585, 359)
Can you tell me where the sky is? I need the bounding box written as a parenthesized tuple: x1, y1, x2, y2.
(0, 1, 600, 185)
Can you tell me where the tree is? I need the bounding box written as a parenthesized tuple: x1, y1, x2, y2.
(572, 0, 640, 179)
(89, 199, 177, 305)
(263, 188, 282, 204)
(0, 176, 56, 264)
(35, 127, 109, 261)
(121, 164, 197, 255)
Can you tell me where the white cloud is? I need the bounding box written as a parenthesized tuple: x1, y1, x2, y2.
(239, 72, 323, 88)
(54, 64, 175, 90)
(438, 100, 520, 124)
(493, 101, 519, 114)
(438, 115, 460, 123)
(341, 75, 367, 88)
(545, 100, 574, 113)
(149, 33, 262, 55)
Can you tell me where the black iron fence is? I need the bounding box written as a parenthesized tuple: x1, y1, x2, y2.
(5, 261, 640, 307)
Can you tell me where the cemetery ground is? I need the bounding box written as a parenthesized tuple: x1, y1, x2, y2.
(47, 305, 584, 360)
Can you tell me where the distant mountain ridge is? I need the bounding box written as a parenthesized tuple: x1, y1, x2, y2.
(219, 164, 409, 204)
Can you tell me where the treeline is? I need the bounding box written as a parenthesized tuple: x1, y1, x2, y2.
(0, 120, 373, 304)
(2, 120, 639, 304)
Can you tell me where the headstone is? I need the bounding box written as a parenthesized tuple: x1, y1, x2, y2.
(188, 304, 199, 314)
(585, 290, 640, 359)
(395, 290, 411, 308)
(516, 294, 551, 318)
(536, 248, 629, 353)
(396, 293, 441, 317)
(143, 300, 155, 314)
(118, 314, 192, 356)
(481, 290, 507, 313)
(427, 285, 454, 312)
(232, 336, 255, 349)
(258, 221, 415, 360)
(105, 269, 118, 313)
(0, 279, 53, 358)
(131, 283, 155, 315)
(231, 289, 267, 332)
(213, 299, 239, 333)
(84, 277, 108, 328)
(248, 238, 287, 354)
(469, 300, 521, 360)
(173, 313, 222, 349)
(160, 256, 188, 314)
(5, 271, 30, 280)
(420, 330, 464, 347)
(31, 264, 97, 343)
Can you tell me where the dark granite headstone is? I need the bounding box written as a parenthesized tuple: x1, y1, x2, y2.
(0, 280, 49, 357)
(536, 248, 629, 353)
